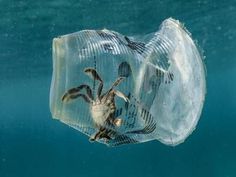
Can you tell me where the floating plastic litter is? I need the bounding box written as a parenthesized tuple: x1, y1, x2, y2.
(50, 18, 206, 147)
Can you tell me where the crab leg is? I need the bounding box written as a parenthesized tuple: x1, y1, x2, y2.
(90, 127, 111, 142)
(102, 77, 125, 98)
(62, 84, 93, 102)
(78, 84, 94, 100)
(84, 68, 104, 99)
(111, 77, 125, 89)
(62, 93, 91, 103)
(114, 90, 129, 102)
(89, 130, 103, 142)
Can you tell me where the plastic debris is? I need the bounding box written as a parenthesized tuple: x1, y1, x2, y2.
(50, 18, 206, 147)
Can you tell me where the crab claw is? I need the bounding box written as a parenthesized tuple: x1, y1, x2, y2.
(113, 118, 123, 127)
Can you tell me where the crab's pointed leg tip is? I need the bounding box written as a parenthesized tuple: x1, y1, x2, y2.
(61, 95, 67, 102)
(61, 94, 70, 103)
(89, 137, 95, 142)
(84, 67, 94, 73)
(123, 96, 129, 102)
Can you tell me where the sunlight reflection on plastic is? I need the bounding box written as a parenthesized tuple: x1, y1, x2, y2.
(50, 18, 206, 147)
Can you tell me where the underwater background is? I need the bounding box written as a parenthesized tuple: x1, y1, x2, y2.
(0, 0, 235, 177)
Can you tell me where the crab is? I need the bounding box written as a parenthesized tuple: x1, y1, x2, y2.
(62, 68, 129, 142)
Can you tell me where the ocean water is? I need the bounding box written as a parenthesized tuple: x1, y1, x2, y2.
(0, 0, 236, 177)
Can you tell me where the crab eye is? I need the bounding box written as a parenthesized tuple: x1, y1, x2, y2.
(50, 18, 206, 147)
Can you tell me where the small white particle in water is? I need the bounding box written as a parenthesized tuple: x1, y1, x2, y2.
(216, 26, 222, 31)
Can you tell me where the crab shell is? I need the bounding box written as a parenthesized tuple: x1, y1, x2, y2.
(90, 99, 115, 127)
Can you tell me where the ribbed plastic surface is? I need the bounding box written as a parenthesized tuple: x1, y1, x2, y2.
(50, 18, 206, 147)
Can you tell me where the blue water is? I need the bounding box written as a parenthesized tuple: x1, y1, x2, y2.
(0, 0, 236, 177)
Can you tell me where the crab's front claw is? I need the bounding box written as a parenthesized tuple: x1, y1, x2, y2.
(113, 118, 123, 127)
